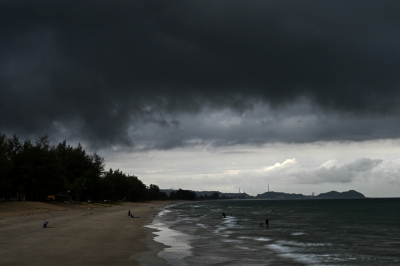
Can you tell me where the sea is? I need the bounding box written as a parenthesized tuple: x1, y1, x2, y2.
(146, 199, 400, 266)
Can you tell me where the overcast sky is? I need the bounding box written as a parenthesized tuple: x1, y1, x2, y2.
(2, 1, 400, 197)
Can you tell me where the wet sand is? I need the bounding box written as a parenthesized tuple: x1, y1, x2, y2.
(0, 201, 168, 266)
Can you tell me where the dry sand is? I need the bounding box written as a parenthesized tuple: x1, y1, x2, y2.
(0, 201, 169, 266)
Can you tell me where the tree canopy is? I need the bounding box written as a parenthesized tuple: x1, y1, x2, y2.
(0, 133, 166, 202)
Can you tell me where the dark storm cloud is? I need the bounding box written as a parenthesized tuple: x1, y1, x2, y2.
(2, 0, 400, 148)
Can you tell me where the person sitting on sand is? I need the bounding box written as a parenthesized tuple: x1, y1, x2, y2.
(260, 223, 264, 227)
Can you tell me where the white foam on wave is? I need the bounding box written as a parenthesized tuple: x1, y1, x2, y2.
(213, 216, 237, 235)
(277, 240, 331, 247)
(237, 236, 271, 242)
(196, 223, 208, 228)
(158, 209, 171, 217)
(291, 232, 307, 236)
(235, 245, 257, 251)
(266, 241, 323, 265)
(255, 237, 272, 242)
(213, 228, 222, 234)
(222, 216, 237, 223)
(266, 243, 315, 264)
(221, 239, 244, 243)
(176, 217, 194, 222)
(267, 240, 346, 264)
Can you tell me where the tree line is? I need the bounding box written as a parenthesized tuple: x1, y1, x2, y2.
(0, 133, 170, 202)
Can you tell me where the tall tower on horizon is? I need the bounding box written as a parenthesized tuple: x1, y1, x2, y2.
(268, 183, 269, 192)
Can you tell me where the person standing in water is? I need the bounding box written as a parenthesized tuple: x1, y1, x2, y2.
(265, 218, 269, 227)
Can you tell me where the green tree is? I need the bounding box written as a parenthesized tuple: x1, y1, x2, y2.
(0, 134, 12, 199)
(210, 192, 220, 199)
(170, 189, 196, 200)
(0, 133, 153, 203)
(148, 184, 160, 200)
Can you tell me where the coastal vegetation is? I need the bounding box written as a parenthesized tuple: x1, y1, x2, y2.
(0, 133, 166, 202)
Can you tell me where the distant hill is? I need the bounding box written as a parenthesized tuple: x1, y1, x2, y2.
(189, 190, 251, 198)
(194, 191, 221, 197)
(255, 191, 307, 199)
(255, 190, 365, 199)
(316, 190, 365, 199)
(161, 189, 251, 199)
(161, 189, 365, 199)
(219, 192, 252, 199)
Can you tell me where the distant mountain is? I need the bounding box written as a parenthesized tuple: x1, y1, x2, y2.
(316, 190, 365, 199)
(255, 190, 365, 199)
(161, 189, 252, 199)
(219, 192, 252, 199)
(194, 191, 221, 197)
(161, 189, 365, 199)
(160, 190, 220, 197)
(255, 191, 307, 199)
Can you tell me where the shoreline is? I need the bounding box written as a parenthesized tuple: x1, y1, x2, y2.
(134, 225, 171, 266)
(134, 201, 171, 266)
(0, 200, 168, 265)
(135, 200, 192, 266)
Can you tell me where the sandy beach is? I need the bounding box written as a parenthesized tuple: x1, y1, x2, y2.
(0, 201, 169, 266)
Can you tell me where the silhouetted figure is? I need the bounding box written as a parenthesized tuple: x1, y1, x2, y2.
(128, 210, 131, 216)
(265, 218, 269, 227)
(222, 212, 226, 218)
(43, 220, 48, 228)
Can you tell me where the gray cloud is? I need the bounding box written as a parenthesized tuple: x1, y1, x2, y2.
(123, 103, 400, 150)
(2, 1, 400, 149)
(296, 158, 382, 184)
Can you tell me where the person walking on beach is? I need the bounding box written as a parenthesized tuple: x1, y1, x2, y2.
(265, 218, 269, 227)
(222, 212, 226, 218)
(128, 210, 131, 216)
